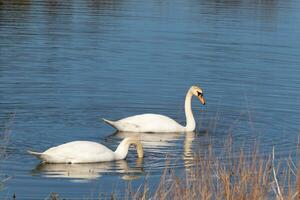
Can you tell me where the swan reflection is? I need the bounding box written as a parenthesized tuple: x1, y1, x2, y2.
(113, 131, 196, 168)
(32, 159, 143, 181)
(113, 131, 182, 148)
(183, 131, 196, 169)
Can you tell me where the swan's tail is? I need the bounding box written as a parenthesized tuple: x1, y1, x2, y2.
(27, 150, 44, 159)
(103, 118, 118, 128)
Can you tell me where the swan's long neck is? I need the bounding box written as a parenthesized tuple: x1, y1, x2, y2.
(184, 89, 195, 132)
(114, 138, 143, 160)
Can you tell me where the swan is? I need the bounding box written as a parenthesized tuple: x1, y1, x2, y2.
(28, 137, 143, 164)
(103, 85, 205, 132)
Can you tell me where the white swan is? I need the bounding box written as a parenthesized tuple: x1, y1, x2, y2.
(28, 137, 143, 164)
(103, 85, 205, 132)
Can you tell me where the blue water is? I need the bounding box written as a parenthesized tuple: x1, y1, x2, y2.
(1, 0, 300, 198)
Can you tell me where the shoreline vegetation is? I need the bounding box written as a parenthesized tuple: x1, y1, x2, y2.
(128, 137, 300, 200)
(0, 113, 14, 190)
(39, 136, 299, 200)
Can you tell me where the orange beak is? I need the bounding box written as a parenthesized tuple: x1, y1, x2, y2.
(198, 95, 206, 105)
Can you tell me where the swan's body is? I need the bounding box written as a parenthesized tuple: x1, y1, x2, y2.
(103, 85, 205, 133)
(28, 137, 143, 164)
(104, 114, 183, 132)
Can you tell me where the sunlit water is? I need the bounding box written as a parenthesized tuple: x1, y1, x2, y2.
(0, 0, 300, 198)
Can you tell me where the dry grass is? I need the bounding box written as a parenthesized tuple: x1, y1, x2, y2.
(131, 138, 300, 200)
(38, 137, 300, 200)
(0, 113, 14, 189)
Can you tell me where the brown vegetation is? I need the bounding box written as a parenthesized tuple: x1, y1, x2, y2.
(0, 113, 14, 189)
(131, 138, 300, 200)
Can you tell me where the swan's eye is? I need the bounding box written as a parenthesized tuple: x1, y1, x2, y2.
(197, 91, 203, 97)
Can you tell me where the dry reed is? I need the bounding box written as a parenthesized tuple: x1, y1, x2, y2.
(131, 137, 300, 200)
(0, 113, 14, 190)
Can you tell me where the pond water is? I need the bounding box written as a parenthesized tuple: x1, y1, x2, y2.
(0, 0, 300, 198)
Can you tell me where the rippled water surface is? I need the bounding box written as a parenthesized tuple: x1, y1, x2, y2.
(1, 0, 300, 198)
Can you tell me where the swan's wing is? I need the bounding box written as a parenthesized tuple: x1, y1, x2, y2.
(116, 114, 183, 132)
(103, 118, 140, 130)
(43, 141, 115, 163)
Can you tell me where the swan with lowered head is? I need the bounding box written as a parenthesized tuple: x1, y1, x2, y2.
(103, 85, 205, 132)
(28, 137, 143, 164)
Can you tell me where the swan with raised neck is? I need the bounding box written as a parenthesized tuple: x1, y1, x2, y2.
(103, 85, 205, 133)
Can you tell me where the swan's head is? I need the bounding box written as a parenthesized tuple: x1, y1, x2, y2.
(115, 137, 144, 160)
(126, 138, 144, 158)
(190, 85, 206, 105)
